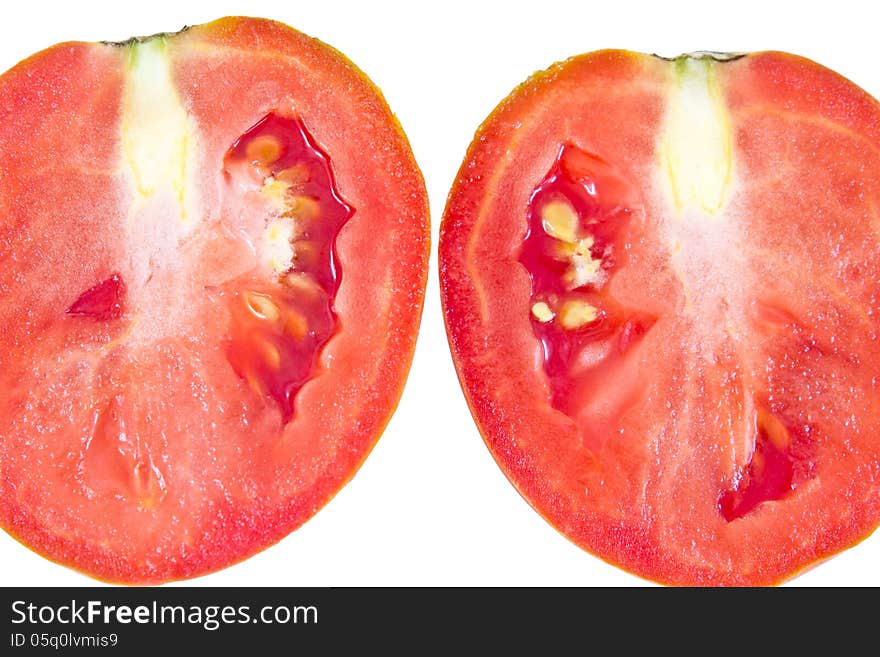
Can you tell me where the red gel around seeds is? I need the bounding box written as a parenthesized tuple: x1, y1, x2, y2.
(518, 145, 654, 413)
(719, 407, 815, 521)
(223, 114, 353, 423)
(66, 273, 126, 320)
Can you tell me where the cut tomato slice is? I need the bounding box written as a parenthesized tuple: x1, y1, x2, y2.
(0, 17, 429, 583)
(440, 50, 880, 585)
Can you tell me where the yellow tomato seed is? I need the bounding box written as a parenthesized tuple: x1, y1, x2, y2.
(558, 299, 598, 329)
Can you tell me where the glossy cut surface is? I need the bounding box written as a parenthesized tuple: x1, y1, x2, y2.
(0, 17, 429, 584)
(440, 50, 880, 586)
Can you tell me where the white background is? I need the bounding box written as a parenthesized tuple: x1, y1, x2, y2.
(2, 0, 879, 587)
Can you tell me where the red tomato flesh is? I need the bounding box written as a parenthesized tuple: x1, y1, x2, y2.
(440, 50, 880, 585)
(0, 17, 429, 584)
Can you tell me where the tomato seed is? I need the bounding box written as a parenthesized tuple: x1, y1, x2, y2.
(245, 292, 281, 322)
(246, 134, 283, 166)
(286, 196, 320, 221)
(559, 299, 598, 329)
(541, 199, 579, 242)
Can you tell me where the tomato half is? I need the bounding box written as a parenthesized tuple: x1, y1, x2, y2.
(0, 17, 429, 583)
(440, 50, 880, 585)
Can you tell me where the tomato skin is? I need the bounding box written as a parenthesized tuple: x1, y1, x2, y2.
(440, 50, 880, 585)
(0, 17, 429, 584)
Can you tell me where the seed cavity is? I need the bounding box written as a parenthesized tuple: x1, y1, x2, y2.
(519, 143, 650, 425)
(66, 274, 127, 321)
(222, 113, 353, 424)
(718, 407, 811, 522)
